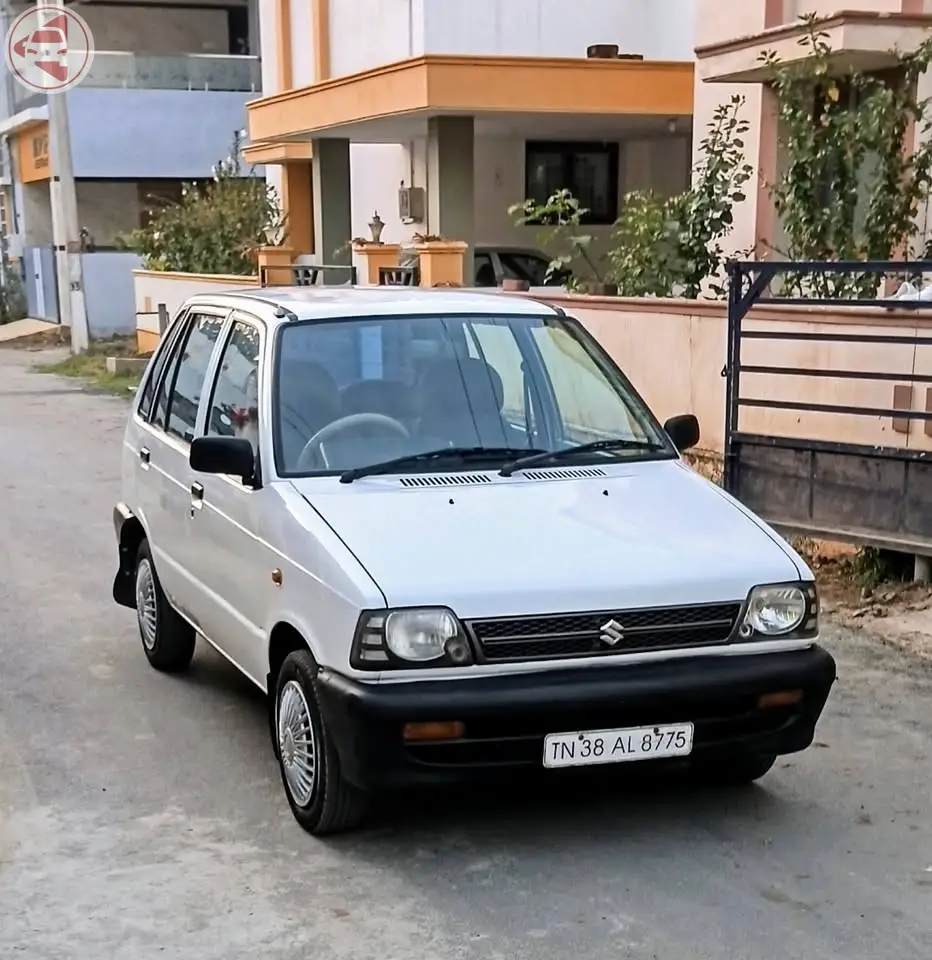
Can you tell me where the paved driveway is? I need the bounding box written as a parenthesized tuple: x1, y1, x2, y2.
(1, 347, 931, 960)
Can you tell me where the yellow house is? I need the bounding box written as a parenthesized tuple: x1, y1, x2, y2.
(244, 0, 696, 282)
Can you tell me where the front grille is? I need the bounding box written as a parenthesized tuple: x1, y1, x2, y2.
(467, 602, 742, 663)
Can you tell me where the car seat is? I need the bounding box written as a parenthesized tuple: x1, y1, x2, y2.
(416, 357, 511, 448)
(277, 360, 342, 468)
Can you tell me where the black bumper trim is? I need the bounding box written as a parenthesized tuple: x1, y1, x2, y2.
(112, 502, 139, 609)
(315, 645, 837, 791)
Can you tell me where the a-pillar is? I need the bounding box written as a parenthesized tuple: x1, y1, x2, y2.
(312, 138, 352, 284)
(427, 116, 475, 284)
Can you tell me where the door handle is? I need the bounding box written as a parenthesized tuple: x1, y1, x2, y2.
(139, 446, 150, 467)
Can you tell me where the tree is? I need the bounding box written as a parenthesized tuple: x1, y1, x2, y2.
(120, 131, 285, 276)
(761, 15, 932, 296)
(610, 96, 753, 298)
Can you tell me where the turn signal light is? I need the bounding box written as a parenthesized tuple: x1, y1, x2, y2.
(757, 689, 803, 709)
(402, 721, 465, 742)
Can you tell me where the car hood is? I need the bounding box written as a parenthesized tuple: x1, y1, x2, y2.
(290, 460, 803, 618)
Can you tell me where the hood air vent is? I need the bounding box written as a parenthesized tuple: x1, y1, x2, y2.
(396, 466, 607, 488)
(399, 474, 492, 488)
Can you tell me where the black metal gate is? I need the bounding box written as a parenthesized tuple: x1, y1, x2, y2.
(723, 260, 932, 554)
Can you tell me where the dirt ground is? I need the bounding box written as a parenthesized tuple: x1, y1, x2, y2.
(804, 540, 932, 662)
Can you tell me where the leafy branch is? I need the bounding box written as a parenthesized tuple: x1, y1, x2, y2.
(761, 13, 932, 297)
(508, 189, 607, 290)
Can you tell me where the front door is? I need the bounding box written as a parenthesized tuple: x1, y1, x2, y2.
(185, 313, 275, 685)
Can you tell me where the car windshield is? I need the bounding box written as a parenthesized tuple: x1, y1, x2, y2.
(272, 312, 673, 477)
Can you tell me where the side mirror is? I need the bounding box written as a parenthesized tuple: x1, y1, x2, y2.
(190, 436, 256, 484)
(663, 414, 700, 452)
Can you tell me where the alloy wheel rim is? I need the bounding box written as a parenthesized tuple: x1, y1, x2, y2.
(278, 680, 317, 807)
(135, 559, 158, 651)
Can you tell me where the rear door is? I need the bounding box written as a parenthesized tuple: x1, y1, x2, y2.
(138, 307, 229, 621)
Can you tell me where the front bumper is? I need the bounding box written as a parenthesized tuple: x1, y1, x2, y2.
(316, 645, 837, 791)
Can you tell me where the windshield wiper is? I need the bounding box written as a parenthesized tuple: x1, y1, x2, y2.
(339, 446, 548, 484)
(499, 437, 668, 477)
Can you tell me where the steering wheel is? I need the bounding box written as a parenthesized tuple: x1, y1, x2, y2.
(296, 413, 409, 471)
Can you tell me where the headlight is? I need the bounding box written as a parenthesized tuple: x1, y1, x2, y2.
(740, 583, 813, 637)
(351, 607, 474, 669)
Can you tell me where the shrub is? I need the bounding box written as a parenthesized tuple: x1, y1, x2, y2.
(120, 131, 284, 276)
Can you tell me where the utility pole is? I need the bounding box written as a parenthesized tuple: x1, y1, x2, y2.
(44, 0, 88, 353)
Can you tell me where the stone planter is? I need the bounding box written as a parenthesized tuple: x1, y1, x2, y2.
(256, 245, 295, 286)
(352, 242, 402, 285)
(415, 240, 468, 288)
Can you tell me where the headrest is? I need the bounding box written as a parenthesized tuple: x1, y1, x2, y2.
(417, 357, 505, 414)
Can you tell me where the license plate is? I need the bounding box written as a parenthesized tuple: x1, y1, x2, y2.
(543, 722, 694, 769)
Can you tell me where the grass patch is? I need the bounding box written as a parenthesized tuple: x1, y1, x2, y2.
(35, 336, 149, 397)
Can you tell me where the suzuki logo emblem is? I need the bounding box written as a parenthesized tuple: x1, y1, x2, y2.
(599, 618, 625, 646)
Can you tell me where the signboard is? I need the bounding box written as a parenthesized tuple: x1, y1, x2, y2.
(17, 122, 50, 183)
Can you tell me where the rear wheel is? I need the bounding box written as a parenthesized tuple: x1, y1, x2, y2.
(135, 540, 196, 672)
(694, 753, 777, 786)
(274, 649, 368, 835)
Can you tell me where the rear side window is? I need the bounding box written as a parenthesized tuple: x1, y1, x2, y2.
(165, 313, 227, 444)
(137, 314, 185, 421)
(151, 317, 191, 430)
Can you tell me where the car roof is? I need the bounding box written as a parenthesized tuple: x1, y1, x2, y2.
(184, 285, 563, 325)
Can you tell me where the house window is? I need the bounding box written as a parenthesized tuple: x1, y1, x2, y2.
(525, 141, 619, 225)
(0, 191, 9, 236)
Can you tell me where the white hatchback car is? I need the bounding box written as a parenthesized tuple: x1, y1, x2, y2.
(113, 287, 836, 835)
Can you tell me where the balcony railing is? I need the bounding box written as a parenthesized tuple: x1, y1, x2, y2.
(11, 52, 260, 110)
(84, 52, 261, 92)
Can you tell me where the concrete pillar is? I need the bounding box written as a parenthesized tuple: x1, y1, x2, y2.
(280, 160, 313, 255)
(426, 116, 475, 285)
(914, 554, 931, 584)
(311, 138, 352, 284)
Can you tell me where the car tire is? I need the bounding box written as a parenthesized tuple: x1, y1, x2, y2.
(274, 649, 368, 836)
(134, 539, 196, 672)
(694, 752, 777, 786)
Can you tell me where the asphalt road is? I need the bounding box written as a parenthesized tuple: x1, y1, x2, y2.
(1, 346, 931, 960)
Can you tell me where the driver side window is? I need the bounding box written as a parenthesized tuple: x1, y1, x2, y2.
(205, 319, 261, 460)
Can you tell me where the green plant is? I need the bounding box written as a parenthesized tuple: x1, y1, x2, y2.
(507, 96, 751, 297)
(761, 15, 932, 297)
(610, 96, 753, 298)
(507, 189, 607, 291)
(845, 546, 914, 590)
(0, 263, 27, 324)
(120, 131, 285, 276)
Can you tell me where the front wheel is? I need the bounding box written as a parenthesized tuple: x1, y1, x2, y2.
(134, 540, 196, 672)
(693, 752, 777, 786)
(274, 649, 369, 835)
